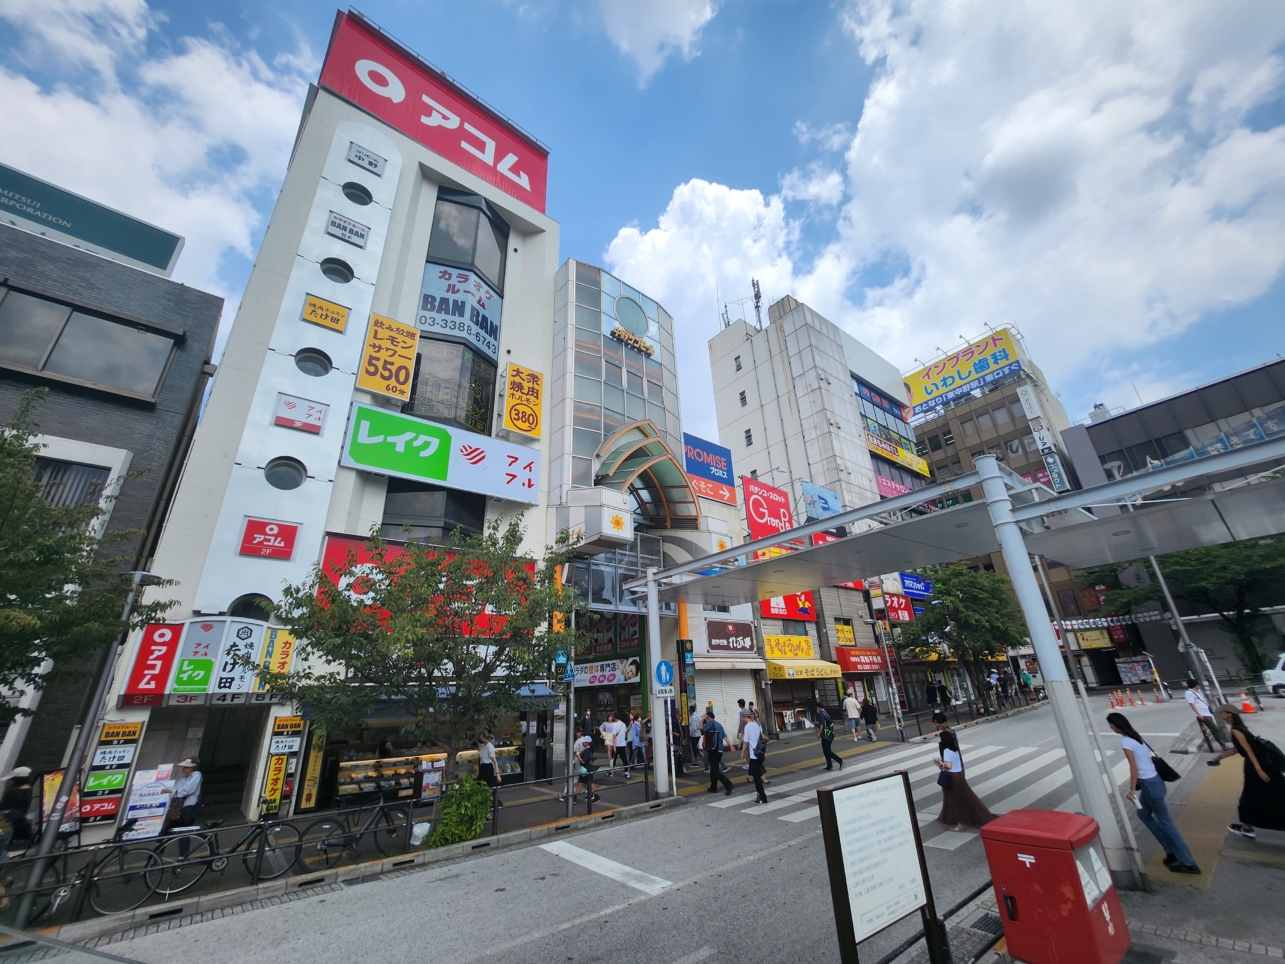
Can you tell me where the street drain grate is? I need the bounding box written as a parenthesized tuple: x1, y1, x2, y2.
(969, 913, 1004, 936)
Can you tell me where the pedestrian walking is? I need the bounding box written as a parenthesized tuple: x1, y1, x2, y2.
(926, 679, 938, 707)
(842, 690, 862, 742)
(735, 699, 753, 768)
(932, 713, 995, 831)
(1019, 670, 1032, 694)
(600, 713, 629, 776)
(1208, 704, 1285, 839)
(744, 714, 768, 803)
(475, 736, 502, 818)
(701, 710, 734, 795)
(1107, 711, 1199, 874)
(816, 705, 844, 771)
(162, 758, 203, 827)
(860, 698, 880, 742)
(937, 681, 950, 707)
(572, 731, 599, 804)
(1184, 679, 1229, 751)
(580, 706, 594, 737)
(628, 714, 647, 771)
(689, 706, 704, 768)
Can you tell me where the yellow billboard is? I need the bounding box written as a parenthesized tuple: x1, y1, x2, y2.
(503, 363, 543, 438)
(356, 314, 418, 402)
(763, 635, 815, 660)
(903, 328, 1022, 415)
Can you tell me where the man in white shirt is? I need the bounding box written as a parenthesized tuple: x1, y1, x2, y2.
(1185, 679, 1229, 750)
(599, 713, 630, 776)
(689, 708, 704, 768)
(164, 758, 203, 826)
(842, 691, 862, 742)
(744, 717, 767, 803)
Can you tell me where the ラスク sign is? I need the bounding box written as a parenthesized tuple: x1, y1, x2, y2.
(341, 402, 540, 504)
(318, 13, 549, 212)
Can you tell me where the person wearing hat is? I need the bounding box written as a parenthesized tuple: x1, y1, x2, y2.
(163, 758, 203, 828)
(0, 768, 33, 858)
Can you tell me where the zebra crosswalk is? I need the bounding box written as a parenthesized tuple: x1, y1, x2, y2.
(708, 737, 1135, 849)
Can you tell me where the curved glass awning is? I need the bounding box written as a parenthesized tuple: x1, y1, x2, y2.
(595, 421, 701, 530)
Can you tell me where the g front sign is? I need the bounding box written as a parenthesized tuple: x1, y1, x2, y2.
(319, 13, 549, 212)
(743, 477, 792, 541)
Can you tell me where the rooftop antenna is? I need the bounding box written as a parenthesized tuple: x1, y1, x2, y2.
(721, 303, 732, 330)
(751, 278, 763, 330)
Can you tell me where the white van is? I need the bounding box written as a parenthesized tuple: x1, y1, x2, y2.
(1265, 653, 1285, 697)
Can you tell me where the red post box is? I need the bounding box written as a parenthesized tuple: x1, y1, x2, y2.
(980, 810, 1130, 964)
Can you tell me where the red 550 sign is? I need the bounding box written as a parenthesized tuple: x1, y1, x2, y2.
(319, 13, 549, 212)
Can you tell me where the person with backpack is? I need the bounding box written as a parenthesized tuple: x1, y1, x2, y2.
(701, 710, 734, 796)
(860, 698, 880, 742)
(1107, 711, 1199, 874)
(815, 705, 844, 771)
(744, 713, 768, 804)
(1208, 704, 1285, 839)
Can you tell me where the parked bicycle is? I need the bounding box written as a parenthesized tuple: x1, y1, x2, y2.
(147, 809, 302, 896)
(22, 822, 161, 921)
(296, 793, 409, 872)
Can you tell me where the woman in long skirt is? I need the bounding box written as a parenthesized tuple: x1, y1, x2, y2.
(933, 713, 996, 831)
(1210, 704, 1285, 838)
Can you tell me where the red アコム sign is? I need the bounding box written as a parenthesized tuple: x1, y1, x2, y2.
(239, 518, 300, 559)
(123, 623, 184, 704)
(318, 13, 549, 212)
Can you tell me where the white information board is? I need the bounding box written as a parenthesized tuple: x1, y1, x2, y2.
(828, 773, 927, 943)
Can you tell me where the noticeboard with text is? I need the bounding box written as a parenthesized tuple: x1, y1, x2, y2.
(503, 363, 543, 437)
(903, 328, 1023, 416)
(356, 314, 418, 401)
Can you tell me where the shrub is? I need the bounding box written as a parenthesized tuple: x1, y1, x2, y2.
(428, 774, 493, 847)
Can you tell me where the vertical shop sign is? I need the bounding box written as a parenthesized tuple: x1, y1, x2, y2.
(261, 754, 288, 815)
(40, 770, 80, 833)
(503, 363, 543, 437)
(210, 622, 262, 704)
(253, 629, 297, 694)
(169, 620, 226, 699)
(356, 313, 419, 401)
(82, 721, 142, 823)
(122, 624, 183, 706)
(297, 729, 324, 812)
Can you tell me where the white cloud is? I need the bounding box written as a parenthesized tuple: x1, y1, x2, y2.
(792, 121, 852, 152)
(780, 163, 845, 205)
(0, 0, 314, 354)
(607, 0, 1285, 435)
(598, 0, 718, 86)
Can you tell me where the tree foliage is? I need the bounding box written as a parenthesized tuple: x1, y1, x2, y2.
(894, 564, 1028, 709)
(257, 518, 587, 779)
(0, 392, 171, 725)
(1086, 539, 1285, 674)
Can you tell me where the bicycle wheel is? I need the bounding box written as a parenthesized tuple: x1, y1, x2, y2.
(296, 818, 344, 872)
(89, 848, 161, 916)
(242, 823, 302, 880)
(371, 807, 409, 858)
(147, 834, 213, 895)
(24, 862, 65, 924)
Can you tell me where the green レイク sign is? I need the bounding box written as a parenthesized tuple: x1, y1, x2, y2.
(171, 658, 214, 694)
(340, 402, 540, 504)
(83, 770, 129, 793)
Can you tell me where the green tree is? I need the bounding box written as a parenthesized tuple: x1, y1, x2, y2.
(1087, 539, 1285, 674)
(894, 564, 1028, 710)
(256, 518, 586, 783)
(0, 392, 171, 726)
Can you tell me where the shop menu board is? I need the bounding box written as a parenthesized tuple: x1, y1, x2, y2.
(119, 765, 175, 840)
(1115, 657, 1154, 686)
(819, 772, 931, 949)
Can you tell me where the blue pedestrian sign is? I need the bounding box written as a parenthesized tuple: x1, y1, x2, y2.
(554, 649, 568, 666)
(655, 660, 674, 687)
(562, 664, 575, 684)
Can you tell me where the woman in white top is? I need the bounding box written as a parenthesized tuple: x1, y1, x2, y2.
(476, 735, 502, 815)
(932, 713, 996, 831)
(1107, 712, 1198, 874)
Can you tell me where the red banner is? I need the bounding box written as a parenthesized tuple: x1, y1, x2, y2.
(239, 518, 300, 559)
(760, 592, 817, 621)
(885, 594, 915, 623)
(876, 475, 910, 498)
(743, 477, 792, 541)
(836, 647, 887, 673)
(319, 13, 549, 212)
(124, 623, 183, 704)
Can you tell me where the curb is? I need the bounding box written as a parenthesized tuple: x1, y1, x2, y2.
(56, 794, 686, 946)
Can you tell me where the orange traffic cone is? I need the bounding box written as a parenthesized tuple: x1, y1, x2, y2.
(1136, 689, 1147, 706)
(1240, 691, 1256, 714)
(1127, 690, 1135, 707)
(1154, 688, 1162, 704)
(1108, 692, 1117, 708)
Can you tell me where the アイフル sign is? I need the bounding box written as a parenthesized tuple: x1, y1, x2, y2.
(318, 13, 549, 212)
(341, 402, 540, 504)
(274, 394, 328, 435)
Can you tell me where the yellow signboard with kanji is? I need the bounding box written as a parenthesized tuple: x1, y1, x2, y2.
(254, 629, 296, 693)
(763, 635, 816, 660)
(356, 314, 419, 401)
(261, 753, 288, 814)
(503, 363, 543, 438)
(301, 293, 350, 333)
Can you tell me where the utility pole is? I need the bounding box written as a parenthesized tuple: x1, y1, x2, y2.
(1148, 556, 1225, 703)
(645, 568, 671, 795)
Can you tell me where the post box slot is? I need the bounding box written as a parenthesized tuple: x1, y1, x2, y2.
(1003, 894, 1019, 922)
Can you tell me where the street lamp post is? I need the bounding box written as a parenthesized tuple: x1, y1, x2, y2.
(15, 570, 159, 929)
(865, 618, 905, 738)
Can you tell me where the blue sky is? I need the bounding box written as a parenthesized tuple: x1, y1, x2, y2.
(2, 0, 1284, 441)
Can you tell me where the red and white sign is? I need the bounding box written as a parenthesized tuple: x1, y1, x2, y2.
(876, 475, 910, 499)
(885, 593, 915, 623)
(688, 474, 737, 506)
(743, 477, 792, 541)
(836, 647, 888, 673)
(124, 624, 183, 703)
(239, 518, 300, 559)
(80, 796, 121, 823)
(274, 394, 328, 434)
(760, 592, 817, 621)
(319, 13, 549, 212)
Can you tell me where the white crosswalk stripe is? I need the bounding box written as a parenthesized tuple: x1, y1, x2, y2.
(918, 748, 1066, 815)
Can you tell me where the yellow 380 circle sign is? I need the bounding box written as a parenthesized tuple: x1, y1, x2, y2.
(504, 363, 543, 438)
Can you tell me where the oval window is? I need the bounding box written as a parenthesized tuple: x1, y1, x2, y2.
(320, 257, 354, 283)
(614, 296, 648, 337)
(341, 182, 373, 206)
(264, 457, 307, 490)
(294, 349, 332, 377)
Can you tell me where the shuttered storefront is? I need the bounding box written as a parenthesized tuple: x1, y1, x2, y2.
(695, 668, 759, 741)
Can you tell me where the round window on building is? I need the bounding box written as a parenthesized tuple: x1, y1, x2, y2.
(228, 594, 273, 622)
(341, 182, 373, 205)
(613, 296, 649, 337)
(319, 257, 354, 283)
(264, 456, 307, 490)
(294, 348, 332, 377)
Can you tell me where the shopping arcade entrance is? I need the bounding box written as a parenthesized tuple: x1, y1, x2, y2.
(628, 436, 1285, 887)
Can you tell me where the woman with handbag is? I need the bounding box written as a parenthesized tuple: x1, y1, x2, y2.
(1208, 704, 1285, 839)
(1107, 712, 1199, 875)
(932, 713, 996, 831)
